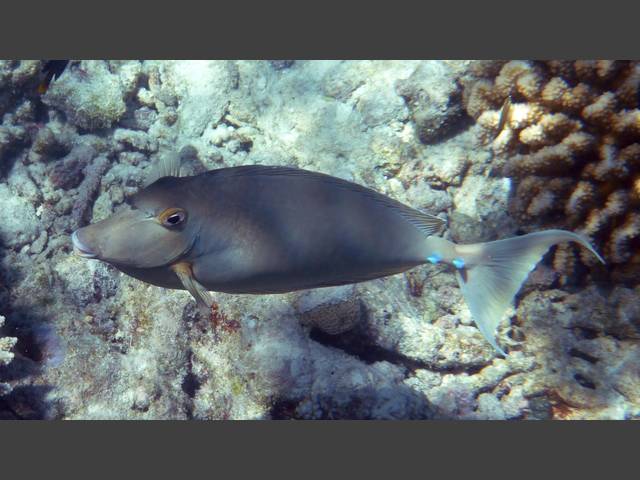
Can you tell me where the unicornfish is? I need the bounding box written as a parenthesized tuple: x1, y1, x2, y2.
(71, 154, 604, 355)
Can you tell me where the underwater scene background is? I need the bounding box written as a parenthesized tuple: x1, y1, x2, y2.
(0, 60, 638, 419)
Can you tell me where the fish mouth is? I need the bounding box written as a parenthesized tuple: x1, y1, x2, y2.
(72, 230, 97, 259)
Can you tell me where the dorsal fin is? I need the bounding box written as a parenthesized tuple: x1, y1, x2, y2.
(145, 152, 182, 186)
(393, 208, 446, 237)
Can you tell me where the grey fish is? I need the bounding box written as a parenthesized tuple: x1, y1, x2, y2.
(72, 155, 604, 355)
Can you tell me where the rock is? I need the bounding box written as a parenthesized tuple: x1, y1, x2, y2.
(353, 83, 408, 127)
(0, 184, 39, 249)
(47, 143, 98, 190)
(120, 107, 158, 131)
(30, 230, 48, 255)
(295, 285, 362, 335)
(451, 174, 517, 242)
(0, 123, 27, 163)
(269, 60, 295, 70)
(118, 151, 146, 166)
(32, 126, 70, 158)
(43, 61, 126, 130)
(117, 61, 143, 96)
(167, 61, 238, 137)
(396, 62, 466, 144)
(113, 128, 158, 153)
(515, 286, 640, 419)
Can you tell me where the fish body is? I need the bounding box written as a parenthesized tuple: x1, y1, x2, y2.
(76, 166, 444, 292)
(73, 160, 604, 354)
(495, 95, 512, 137)
(38, 60, 70, 94)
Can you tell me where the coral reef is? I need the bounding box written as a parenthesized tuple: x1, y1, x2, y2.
(463, 60, 640, 283)
(0, 183, 40, 249)
(0, 60, 638, 419)
(0, 316, 17, 396)
(42, 61, 127, 131)
(395, 61, 466, 144)
(71, 155, 111, 229)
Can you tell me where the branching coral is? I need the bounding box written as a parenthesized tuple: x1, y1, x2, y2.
(0, 315, 17, 396)
(464, 60, 640, 283)
(71, 155, 111, 229)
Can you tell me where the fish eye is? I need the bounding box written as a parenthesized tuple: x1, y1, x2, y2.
(159, 207, 187, 228)
(166, 213, 184, 225)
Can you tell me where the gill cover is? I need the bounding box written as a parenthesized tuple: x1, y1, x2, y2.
(72, 151, 199, 268)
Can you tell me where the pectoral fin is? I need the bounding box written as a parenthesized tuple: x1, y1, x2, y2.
(171, 261, 213, 311)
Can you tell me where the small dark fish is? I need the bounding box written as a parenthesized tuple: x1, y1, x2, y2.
(496, 95, 512, 137)
(72, 155, 604, 354)
(38, 60, 70, 94)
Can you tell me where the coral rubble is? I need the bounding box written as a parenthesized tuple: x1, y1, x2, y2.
(0, 316, 17, 396)
(42, 61, 127, 131)
(463, 60, 640, 283)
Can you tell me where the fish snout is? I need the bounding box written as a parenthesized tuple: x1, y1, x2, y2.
(72, 230, 97, 259)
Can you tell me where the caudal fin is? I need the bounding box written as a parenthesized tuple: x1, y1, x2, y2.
(454, 230, 604, 355)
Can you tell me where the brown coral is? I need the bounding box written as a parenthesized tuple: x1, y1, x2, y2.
(464, 60, 640, 283)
